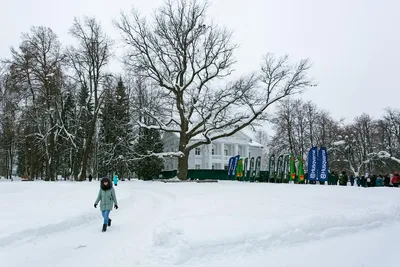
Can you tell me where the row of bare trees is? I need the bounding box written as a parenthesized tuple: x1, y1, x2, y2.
(0, 0, 314, 180)
(268, 98, 400, 176)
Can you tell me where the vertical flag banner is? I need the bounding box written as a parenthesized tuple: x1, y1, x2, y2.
(308, 147, 318, 182)
(283, 155, 290, 180)
(237, 158, 244, 179)
(233, 155, 240, 176)
(298, 155, 305, 182)
(228, 155, 240, 178)
(255, 156, 261, 178)
(268, 154, 275, 180)
(244, 158, 248, 179)
(290, 153, 296, 181)
(279, 155, 285, 180)
(228, 156, 235, 176)
(277, 154, 283, 181)
(249, 157, 255, 178)
(317, 147, 328, 182)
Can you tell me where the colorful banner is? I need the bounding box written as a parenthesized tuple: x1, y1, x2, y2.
(228, 155, 240, 177)
(244, 158, 248, 179)
(237, 158, 243, 178)
(290, 153, 296, 181)
(317, 147, 328, 182)
(308, 147, 318, 181)
(298, 155, 305, 182)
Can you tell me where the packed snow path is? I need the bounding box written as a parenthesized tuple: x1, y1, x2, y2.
(1, 180, 400, 267)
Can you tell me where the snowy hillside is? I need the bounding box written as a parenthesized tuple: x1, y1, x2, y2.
(1, 180, 400, 267)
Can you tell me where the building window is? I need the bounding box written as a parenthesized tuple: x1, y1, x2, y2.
(212, 164, 215, 170)
(224, 149, 228, 156)
(212, 148, 215, 155)
(195, 164, 201, 169)
(224, 165, 228, 170)
(195, 148, 201, 155)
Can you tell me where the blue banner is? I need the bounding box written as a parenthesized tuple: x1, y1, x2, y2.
(308, 147, 318, 181)
(228, 155, 240, 176)
(228, 157, 234, 176)
(233, 155, 240, 176)
(317, 147, 328, 182)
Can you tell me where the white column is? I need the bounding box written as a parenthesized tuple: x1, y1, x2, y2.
(219, 142, 225, 169)
(244, 145, 249, 159)
(208, 144, 213, 169)
(234, 144, 239, 156)
(244, 145, 249, 171)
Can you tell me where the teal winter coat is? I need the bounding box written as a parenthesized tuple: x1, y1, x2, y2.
(95, 187, 118, 211)
(113, 174, 118, 185)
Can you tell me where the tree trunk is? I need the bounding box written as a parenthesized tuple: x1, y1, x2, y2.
(177, 132, 189, 180)
(178, 152, 189, 180)
(79, 115, 97, 181)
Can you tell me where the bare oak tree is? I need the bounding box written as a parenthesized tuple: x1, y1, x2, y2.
(68, 17, 113, 180)
(115, 0, 313, 179)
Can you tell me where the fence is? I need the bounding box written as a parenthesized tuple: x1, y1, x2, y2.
(159, 169, 307, 182)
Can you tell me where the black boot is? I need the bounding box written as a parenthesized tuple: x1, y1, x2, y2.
(108, 218, 112, 227)
(102, 224, 107, 232)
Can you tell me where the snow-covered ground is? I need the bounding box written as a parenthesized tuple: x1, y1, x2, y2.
(1, 179, 400, 267)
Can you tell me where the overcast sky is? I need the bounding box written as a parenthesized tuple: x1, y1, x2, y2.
(1, 0, 399, 123)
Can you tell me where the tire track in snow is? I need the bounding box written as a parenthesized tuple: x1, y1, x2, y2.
(0, 193, 136, 250)
(151, 205, 400, 266)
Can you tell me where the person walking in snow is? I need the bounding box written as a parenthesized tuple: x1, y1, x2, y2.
(391, 172, 400, 187)
(113, 172, 119, 186)
(94, 177, 118, 232)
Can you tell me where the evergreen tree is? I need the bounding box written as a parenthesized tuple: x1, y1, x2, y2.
(133, 128, 164, 180)
(113, 78, 131, 178)
(98, 85, 115, 177)
(98, 78, 132, 178)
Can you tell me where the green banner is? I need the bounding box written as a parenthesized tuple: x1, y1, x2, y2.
(298, 155, 304, 182)
(290, 153, 296, 181)
(237, 158, 244, 180)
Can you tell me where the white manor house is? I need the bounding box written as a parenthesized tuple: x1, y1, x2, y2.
(162, 130, 264, 171)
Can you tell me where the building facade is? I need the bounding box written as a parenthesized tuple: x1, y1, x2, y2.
(163, 131, 263, 171)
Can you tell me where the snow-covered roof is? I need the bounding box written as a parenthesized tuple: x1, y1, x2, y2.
(163, 128, 264, 148)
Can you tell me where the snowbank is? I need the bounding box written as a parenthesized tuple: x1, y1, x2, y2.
(1, 180, 399, 267)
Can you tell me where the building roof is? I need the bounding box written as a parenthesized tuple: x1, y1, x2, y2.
(163, 127, 264, 148)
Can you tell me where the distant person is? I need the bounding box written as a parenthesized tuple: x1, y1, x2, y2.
(330, 171, 338, 185)
(113, 172, 119, 186)
(371, 175, 377, 187)
(350, 175, 355, 186)
(391, 172, 400, 187)
(375, 175, 383, 187)
(384, 174, 390, 186)
(356, 176, 361, 187)
(361, 176, 367, 187)
(94, 177, 118, 232)
(339, 171, 348, 186)
(328, 171, 335, 185)
(89, 174, 93, 182)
